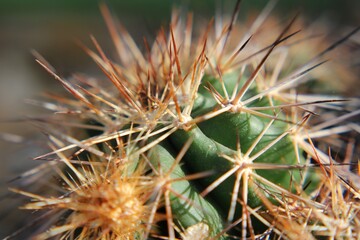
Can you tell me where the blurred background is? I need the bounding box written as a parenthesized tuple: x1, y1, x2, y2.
(0, 0, 359, 238)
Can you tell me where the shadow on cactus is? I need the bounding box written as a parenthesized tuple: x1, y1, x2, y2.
(7, 1, 360, 240)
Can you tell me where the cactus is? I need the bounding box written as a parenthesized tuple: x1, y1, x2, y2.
(7, 2, 360, 240)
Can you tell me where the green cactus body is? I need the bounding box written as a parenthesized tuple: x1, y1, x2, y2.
(125, 70, 319, 237)
(192, 73, 303, 192)
(163, 72, 309, 227)
(149, 143, 225, 239)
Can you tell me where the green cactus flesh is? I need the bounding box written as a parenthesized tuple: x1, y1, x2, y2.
(149, 143, 225, 239)
(145, 72, 319, 237)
